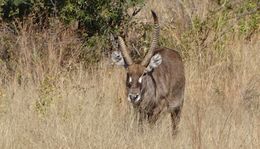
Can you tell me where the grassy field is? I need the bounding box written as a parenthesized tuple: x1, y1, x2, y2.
(0, 0, 259, 148)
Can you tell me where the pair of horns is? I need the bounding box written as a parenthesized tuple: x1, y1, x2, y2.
(118, 10, 160, 66)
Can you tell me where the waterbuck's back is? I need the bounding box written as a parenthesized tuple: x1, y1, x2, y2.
(151, 47, 185, 103)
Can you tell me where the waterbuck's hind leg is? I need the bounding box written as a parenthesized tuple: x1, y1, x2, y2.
(168, 87, 185, 135)
(170, 106, 182, 135)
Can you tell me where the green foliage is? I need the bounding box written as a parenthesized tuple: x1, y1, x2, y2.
(170, 0, 259, 69)
(60, 0, 144, 36)
(0, 0, 144, 65)
(0, 0, 55, 19)
(0, 0, 144, 36)
(237, 0, 260, 36)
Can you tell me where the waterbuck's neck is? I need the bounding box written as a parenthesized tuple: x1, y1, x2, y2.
(141, 74, 157, 103)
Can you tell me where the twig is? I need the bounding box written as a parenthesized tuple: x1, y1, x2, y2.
(132, 44, 141, 56)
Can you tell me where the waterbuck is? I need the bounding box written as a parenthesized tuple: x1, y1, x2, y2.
(111, 10, 185, 133)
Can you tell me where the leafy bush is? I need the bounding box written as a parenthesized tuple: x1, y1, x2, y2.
(0, 0, 144, 67)
(61, 0, 140, 36)
(0, 0, 144, 36)
(0, 0, 57, 20)
(180, 0, 259, 58)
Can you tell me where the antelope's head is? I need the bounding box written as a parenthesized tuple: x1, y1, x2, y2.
(111, 10, 162, 104)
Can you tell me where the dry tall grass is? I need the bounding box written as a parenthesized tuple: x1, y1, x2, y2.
(0, 0, 259, 149)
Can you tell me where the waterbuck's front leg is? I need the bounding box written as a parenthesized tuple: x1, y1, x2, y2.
(147, 99, 167, 124)
(133, 105, 145, 132)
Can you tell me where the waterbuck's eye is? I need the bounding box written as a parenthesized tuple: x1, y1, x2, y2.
(138, 77, 142, 83)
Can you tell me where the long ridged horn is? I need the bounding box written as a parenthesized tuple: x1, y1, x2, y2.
(141, 10, 160, 66)
(118, 36, 133, 65)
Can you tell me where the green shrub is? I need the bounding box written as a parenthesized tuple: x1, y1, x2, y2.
(0, 0, 144, 36)
(0, 0, 144, 66)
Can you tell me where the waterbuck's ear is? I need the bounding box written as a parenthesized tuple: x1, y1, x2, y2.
(111, 51, 126, 66)
(145, 53, 162, 72)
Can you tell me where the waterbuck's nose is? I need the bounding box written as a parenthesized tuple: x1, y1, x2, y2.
(128, 93, 140, 102)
